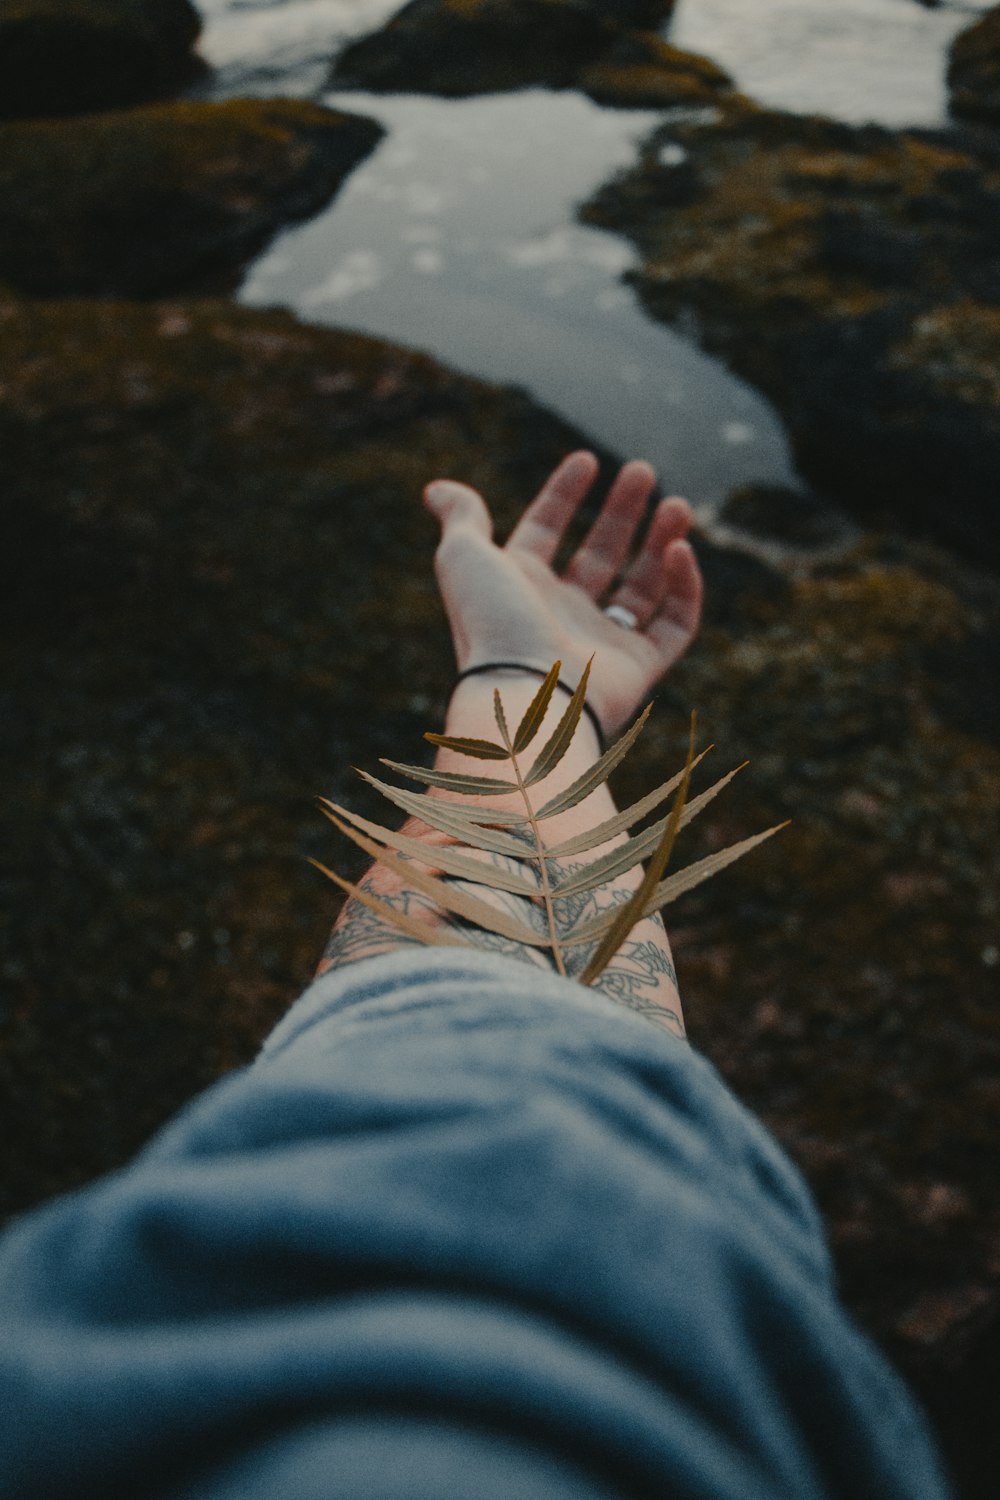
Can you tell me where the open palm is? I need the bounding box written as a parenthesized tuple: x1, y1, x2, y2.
(424, 451, 703, 738)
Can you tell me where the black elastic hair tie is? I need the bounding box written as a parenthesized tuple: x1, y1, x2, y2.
(453, 662, 606, 753)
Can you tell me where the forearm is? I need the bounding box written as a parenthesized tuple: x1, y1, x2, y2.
(317, 671, 685, 1039)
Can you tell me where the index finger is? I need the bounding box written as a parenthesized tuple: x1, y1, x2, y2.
(505, 450, 599, 564)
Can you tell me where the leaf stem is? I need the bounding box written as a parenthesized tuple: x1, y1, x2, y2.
(496, 691, 567, 978)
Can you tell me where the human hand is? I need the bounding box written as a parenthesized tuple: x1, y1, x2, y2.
(423, 451, 703, 739)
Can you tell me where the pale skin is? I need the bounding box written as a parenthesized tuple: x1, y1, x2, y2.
(317, 451, 703, 1040)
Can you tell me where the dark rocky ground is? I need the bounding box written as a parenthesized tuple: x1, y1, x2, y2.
(4, 4, 1000, 1498)
(0, 0, 205, 119)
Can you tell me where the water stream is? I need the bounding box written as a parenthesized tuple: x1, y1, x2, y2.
(191, 0, 994, 519)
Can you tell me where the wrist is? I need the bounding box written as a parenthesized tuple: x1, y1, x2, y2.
(453, 662, 606, 753)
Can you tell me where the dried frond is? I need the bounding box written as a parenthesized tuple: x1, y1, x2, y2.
(313, 663, 784, 985)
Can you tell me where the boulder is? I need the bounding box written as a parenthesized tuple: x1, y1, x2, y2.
(0, 98, 383, 296)
(582, 99, 1000, 564)
(578, 29, 732, 111)
(0, 0, 203, 120)
(948, 4, 1000, 124)
(331, 0, 676, 97)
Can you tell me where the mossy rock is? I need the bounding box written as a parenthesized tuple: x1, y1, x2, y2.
(578, 29, 732, 111)
(582, 98, 1000, 563)
(948, 4, 1000, 124)
(331, 0, 676, 97)
(0, 0, 203, 120)
(0, 98, 384, 296)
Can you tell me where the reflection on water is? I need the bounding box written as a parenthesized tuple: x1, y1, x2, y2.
(241, 90, 798, 510)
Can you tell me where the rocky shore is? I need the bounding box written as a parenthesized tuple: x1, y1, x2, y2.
(3, 4, 1000, 1498)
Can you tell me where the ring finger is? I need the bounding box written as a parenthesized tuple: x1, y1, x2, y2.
(564, 460, 657, 598)
(604, 496, 692, 626)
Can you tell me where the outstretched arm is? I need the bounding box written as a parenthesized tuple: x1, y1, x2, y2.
(317, 452, 703, 1039)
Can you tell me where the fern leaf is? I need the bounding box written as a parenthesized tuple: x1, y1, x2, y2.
(318, 800, 540, 897)
(535, 703, 653, 819)
(307, 859, 466, 949)
(379, 758, 517, 795)
(355, 771, 530, 842)
(320, 805, 551, 947)
(545, 749, 713, 856)
(513, 661, 562, 752)
(423, 733, 510, 760)
(523, 657, 593, 787)
(560, 820, 788, 948)
(637, 822, 790, 920)
(493, 688, 511, 743)
(549, 764, 747, 896)
(577, 716, 697, 983)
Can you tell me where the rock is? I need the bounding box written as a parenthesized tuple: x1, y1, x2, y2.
(331, 0, 676, 97)
(0, 0, 204, 120)
(948, 5, 1000, 124)
(578, 29, 732, 111)
(582, 99, 1000, 564)
(719, 482, 852, 549)
(0, 98, 384, 296)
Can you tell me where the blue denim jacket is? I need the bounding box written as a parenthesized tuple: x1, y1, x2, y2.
(0, 949, 951, 1499)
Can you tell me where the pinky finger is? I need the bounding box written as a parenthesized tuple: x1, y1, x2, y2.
(645, 539, 703, 664)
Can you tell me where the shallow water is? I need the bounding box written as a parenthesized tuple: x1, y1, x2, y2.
(194, 0, 994, 517)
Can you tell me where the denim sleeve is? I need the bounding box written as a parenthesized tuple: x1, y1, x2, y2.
(0, 948, 951, 1500)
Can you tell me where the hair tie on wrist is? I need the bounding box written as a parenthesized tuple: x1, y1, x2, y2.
(454, 661, 606, 752)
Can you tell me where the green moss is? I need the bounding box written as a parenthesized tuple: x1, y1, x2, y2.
(0, 98, 383, 295)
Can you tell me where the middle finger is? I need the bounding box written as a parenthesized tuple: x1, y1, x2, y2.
(564, 460, 657, 598)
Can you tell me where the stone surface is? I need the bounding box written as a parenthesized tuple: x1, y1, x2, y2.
(582, 98, 1000, 564)
(948, 5, 1000, 124)
(331, 0, 677, 97)
(2, 292, 999, 1498)
(0, 99, 383, 296)
(719, 482, 853, 549)
(578, 29, 732, 111)
(0, 0, 203, 120)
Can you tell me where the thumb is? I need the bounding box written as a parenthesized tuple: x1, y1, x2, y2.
(423, 480, 493, 543)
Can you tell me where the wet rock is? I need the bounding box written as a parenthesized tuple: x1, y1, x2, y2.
(0, 98, 383, 296)
(948, 5, 1000, 124)
(0, 0, 204, 120)
(331, 0, 677, 98)
(582, 99, 1000, 564)
(578, 30, 732, 111)
(719, 482, 853, 549)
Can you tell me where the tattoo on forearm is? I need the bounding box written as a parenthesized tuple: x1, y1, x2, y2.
(318, 842, 685, 1039)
